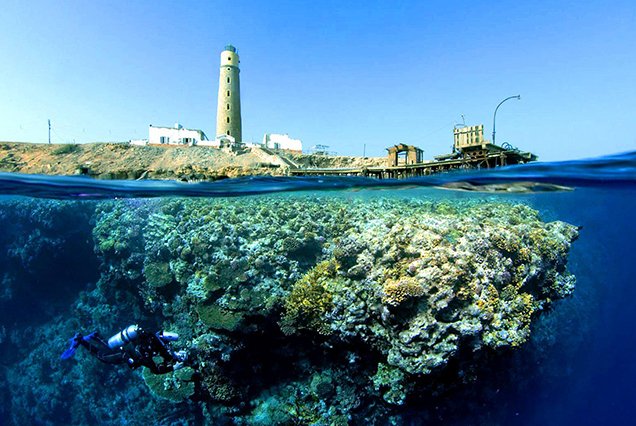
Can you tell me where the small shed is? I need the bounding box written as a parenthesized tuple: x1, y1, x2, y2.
(386, 144, 424, 166)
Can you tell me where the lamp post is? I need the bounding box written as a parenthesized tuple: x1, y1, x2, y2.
(492, 95, 520, 146)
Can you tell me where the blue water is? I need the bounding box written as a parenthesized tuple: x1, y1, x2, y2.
(1, 150, 634, 200)
(0, 152, 635, 425)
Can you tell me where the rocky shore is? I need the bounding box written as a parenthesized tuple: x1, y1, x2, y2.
(0, 142, 385, 181)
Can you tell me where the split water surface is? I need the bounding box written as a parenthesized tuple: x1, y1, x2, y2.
(0, 152, 635, 425)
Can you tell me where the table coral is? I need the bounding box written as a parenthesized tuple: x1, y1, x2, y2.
(142, 366, 195, 402)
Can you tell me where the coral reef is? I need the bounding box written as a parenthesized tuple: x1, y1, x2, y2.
(142, 366, 196, 402)
(0, 195, 580, 425)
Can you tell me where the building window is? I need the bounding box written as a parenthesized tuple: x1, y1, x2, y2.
(227, 90, 230, 97)
(227, 130, 231, 135)
(227, 77, 230, 83)
(226, 117, 230, 123)
(160, 136, 169, 144)
(226, 104, 230, 110)
(228, 57, 231, 61)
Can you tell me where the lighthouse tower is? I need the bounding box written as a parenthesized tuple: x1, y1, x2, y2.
(216, 45, 242, 142)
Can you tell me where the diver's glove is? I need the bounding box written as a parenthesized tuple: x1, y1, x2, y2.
(171, 350, 188, 370)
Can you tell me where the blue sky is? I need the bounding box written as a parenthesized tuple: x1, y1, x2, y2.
(0, 0, 634, 160)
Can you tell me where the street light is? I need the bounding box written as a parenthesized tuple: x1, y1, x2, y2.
(492, 95, 521, 146)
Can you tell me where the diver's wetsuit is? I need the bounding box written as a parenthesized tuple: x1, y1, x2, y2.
(77, 329, 180, 374)
(125, 329, 179, 374)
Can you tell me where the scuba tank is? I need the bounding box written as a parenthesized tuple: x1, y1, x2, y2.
(157, 331, 179, 342)
(108, 325, 140, 349)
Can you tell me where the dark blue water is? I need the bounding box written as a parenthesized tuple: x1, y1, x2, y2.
(0, 152, 634, 425)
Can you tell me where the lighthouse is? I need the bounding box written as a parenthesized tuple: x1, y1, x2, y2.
(216, 45, 242, 142)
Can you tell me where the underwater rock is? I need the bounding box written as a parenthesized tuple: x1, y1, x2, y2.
(93, 197, 578, 416)
(439, 181, 574, 193)
(0, 199, 99, 324)
(279, 200, 579, 380)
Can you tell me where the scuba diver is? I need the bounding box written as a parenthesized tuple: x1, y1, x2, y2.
(61, 324, 188, 374)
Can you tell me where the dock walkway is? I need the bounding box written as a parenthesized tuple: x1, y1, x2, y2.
(289, 150, 536, 179)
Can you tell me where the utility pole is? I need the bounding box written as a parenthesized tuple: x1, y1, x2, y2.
(363, 144, 366, 158)
(48, 119, 51, 144)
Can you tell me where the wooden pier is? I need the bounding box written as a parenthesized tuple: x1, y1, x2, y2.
(289, 149, 537, 179)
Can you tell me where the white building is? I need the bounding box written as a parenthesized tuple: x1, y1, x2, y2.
(148, 123, 209, 146)
(202, 134, 235, 148)
(262, 133, 302, 154)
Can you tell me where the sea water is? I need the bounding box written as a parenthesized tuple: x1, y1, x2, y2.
(0, 152, 634, 426)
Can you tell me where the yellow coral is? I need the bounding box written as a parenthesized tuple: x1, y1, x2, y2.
(477, 284, 501, 315)
(281, 258, 339, 334)
(517, 247, 531, 263)
(381, 276, 425, 306)
(456, 283, 473, 301)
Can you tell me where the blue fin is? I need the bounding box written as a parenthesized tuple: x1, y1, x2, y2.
(60, 333, 81, 360)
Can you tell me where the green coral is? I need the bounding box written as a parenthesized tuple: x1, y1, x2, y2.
(93, 203, 145, 256)
(143, 261, 173, 288)
(142, 366, 195, 402)
(203, 273, 224, 294)
(371, 363, 409, 405)
(197, 303, 243, 331)
(310, 372, 335, 400)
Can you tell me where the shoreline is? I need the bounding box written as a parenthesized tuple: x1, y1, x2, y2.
(0, 141, 385, 181)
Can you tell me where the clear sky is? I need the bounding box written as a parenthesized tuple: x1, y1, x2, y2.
(0, 0, 634, 160)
